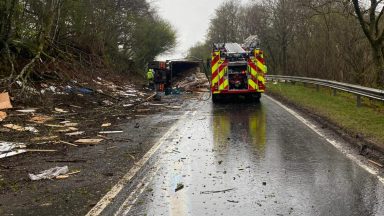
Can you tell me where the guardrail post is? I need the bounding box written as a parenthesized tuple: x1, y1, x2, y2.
(316, 84, 320, 92)
(356, 95, 362, 107)
(333, 89, 337, 96)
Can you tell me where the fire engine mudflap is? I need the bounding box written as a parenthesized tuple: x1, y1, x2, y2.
(210, 42, 267, 103)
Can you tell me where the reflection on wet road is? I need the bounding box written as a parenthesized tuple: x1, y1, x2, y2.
(104, 97, 384, 216)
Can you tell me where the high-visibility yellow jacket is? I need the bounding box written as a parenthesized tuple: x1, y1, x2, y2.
(147, 69, 154, 80)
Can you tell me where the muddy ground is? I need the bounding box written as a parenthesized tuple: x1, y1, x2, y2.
(0, 69, 209, 216)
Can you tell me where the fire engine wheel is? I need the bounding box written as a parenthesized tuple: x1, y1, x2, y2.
(212, 94, 219, 103)
(250, 93, 261, 103)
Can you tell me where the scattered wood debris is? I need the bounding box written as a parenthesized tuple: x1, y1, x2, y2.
(65, 131, 85, 136)
(55, 108, 68, 113)
(74, 139, 104, 144)
(99, 131, 123, 134)
(31, 136, 59, 142)
(30, 115, 53, 124)
(3, 124, 39, 133)
(102, 123, 112, 127)
(16, 109, 37, 113)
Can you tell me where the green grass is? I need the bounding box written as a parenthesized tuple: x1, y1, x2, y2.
(267, 82, 384, 147)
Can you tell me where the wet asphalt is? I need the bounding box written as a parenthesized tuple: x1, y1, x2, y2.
(98, 96, 384, 216)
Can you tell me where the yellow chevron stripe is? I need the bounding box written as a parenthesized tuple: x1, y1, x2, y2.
(258, 76, 265, 83)
(256, 60, 267, 73)
(212, 76, 219, 86)
(212, 63, 219, 74)
(219, 66, 226, 78)
(248, 79, 257, 90)
(219, 79, 229, 90)
(250, 66, 257, 77)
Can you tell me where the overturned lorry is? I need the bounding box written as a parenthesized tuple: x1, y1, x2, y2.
(210, 40, 267, 102)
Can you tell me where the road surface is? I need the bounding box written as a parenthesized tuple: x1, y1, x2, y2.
(89, 95, 384, 216)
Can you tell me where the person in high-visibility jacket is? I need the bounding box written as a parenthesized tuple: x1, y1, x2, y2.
(147, 69, 155, 90)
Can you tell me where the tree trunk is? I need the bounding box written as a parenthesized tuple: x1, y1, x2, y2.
(372, 44, 384, 86)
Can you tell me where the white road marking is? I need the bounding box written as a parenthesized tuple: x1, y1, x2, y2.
(86, 111, 191, 216)
(116, 135, 183, 215)
(116, 165, 162, 216)
(265, 95, 384, 184)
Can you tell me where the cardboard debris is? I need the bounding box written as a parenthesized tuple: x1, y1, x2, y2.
(74, 139, 103, 144)
(65, 131, 85, 136)
(3, 124, 39, 133)
(29, 166, 69, 181)
(99, 131, 123, 134)
(102, 123, 111, 127)
(0, 92, 12, 110)
(55, 108, 68, 113)
(30, 115, 53, 124)
(0, 111, 7, 121)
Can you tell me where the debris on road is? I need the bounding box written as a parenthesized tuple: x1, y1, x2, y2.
(0, 111, 7, 121)
(74, 139, 104, 144)
(3, 124, 39, 133)
(0, 141, 26, 152)
(54, 108, 68, 113)
(200, 188, 235, 194)
(175, 183, 184, 192)
(102, 123, 111, 127)
(29, 166, 69, 181)
(30, 115, 53, 124)
(56, 127, 78, 133)
(16, 109, 37, 113)
(0, 149, 27, 159)
(58, 140, 78, 147)
(0, 92, 13, 110)
(263, 182, 267, 186)
(65, 131, 85, 136)
(99, 131, 124, 134)
(55, 170, 81, 179)
(31, 136, 59, 142)
(227, 200, 239, 203)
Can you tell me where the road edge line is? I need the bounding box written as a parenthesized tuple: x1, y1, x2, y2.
(264, 95, 384, 184)
(86, 111, 190, 216)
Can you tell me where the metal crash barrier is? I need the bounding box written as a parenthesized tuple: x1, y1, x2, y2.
(266, 75, 384, 107)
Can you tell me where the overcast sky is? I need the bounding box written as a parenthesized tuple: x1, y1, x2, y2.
(153, 0, 243, 60)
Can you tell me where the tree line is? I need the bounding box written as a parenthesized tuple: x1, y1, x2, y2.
(189, 0, 384, 88)
(0, 0, 176, 86)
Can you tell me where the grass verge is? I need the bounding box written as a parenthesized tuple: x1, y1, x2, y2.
(267, 82, 384, 150)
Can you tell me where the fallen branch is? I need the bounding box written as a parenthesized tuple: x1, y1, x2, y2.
(200, 188, 235, 194)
